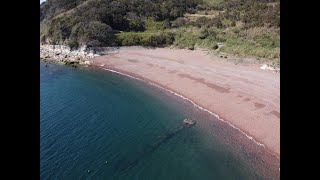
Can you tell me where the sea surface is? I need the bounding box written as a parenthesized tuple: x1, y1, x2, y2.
(40, 61, 279, 180)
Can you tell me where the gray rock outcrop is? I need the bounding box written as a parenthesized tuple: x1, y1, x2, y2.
(40, 45, 120, 64)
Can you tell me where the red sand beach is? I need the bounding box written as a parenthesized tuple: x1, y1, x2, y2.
(90, 47, 280, 157)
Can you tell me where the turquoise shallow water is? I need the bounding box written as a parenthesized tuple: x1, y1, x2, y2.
(40, 61, 279, 179)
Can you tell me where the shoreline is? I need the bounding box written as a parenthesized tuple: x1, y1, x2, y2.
(100, 66, 279, 160)
(96, 66, 280, 178)
(40, 46, 280, 158)
(88, 46, 280, 158)
(40, 60, 279, 179)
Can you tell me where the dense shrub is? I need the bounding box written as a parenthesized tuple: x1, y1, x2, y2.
(222, 0, 280, 28)
(41, 0, 200, 47)
(118, 32, 175, 47)
(68, 21, 116, 47)
(40, 0, 279, 61)
(195, 17, 212, 28)
(212, 18, 223, 28)
(172, 17, 189, 28)
(198, 27, 209, 39)
(67, 38, 79, 48)
(163, 19, 171, 29)
(121, 34, 142, 46)
(126, 12, 145, 31)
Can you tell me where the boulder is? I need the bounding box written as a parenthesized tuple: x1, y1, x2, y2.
(260, 64, 268, 70)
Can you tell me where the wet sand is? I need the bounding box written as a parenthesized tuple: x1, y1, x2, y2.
(90, 46, 280, 158)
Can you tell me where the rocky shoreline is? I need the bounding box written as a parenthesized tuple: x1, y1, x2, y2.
(40, 45, 120, 65)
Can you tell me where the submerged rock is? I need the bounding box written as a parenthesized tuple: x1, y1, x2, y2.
(183, 118, 196, 125)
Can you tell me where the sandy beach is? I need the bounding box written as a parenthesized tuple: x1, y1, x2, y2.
(90, 46, 280, 157)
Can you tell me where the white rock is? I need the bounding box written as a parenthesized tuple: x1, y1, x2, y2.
(260, 64, 268, 70)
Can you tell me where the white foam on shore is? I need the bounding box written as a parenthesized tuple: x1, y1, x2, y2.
(101, 67, 280, 161)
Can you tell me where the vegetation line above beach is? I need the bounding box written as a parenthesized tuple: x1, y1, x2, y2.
(40, 0, 280, 66)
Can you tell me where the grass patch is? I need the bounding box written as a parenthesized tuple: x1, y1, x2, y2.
(116, 30, 175, 47)
(145, 18, 167, 31)
(172, 26, 280, 63)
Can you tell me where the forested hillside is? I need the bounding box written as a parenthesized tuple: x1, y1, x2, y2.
(40, 0, 280, 65)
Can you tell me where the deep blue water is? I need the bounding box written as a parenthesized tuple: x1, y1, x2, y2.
(40, 61, 279, 179)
